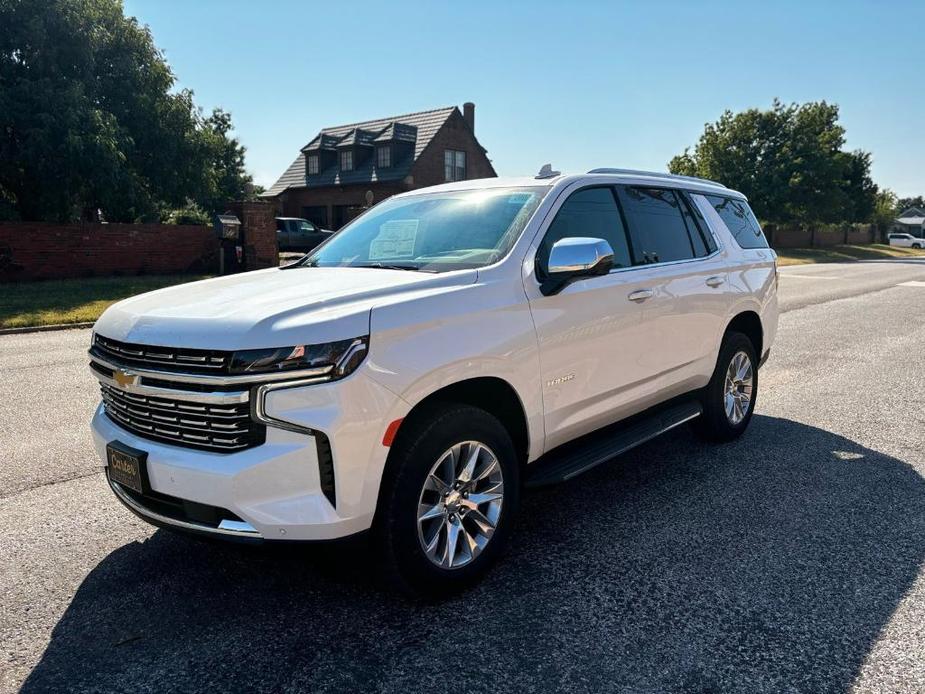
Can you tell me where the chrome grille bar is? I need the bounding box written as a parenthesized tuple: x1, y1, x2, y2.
(94, 335, 229, 372)
(99, 383, 263, 453)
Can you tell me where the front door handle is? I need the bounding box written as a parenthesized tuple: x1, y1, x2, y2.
(705, 275, 725, 288)
(628, 289, 654, 302)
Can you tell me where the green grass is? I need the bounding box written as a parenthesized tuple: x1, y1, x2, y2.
(776, 244, 925, 266)
(0, 274, 210, 329)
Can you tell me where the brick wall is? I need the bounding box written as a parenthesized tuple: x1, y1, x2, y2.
(226, 201, 278, 269)
(0, 222, 218, 283)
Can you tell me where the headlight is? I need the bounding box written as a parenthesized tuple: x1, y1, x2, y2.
(229, 336, 368, 378)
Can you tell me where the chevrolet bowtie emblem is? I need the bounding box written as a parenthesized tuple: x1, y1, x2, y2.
(113, 369, 138, 387)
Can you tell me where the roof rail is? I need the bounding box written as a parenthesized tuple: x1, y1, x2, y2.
(587, 168, 727, 189)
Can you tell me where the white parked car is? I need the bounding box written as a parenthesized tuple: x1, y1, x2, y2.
(888, 232, 924, 249)
(89, 167, 778, 594)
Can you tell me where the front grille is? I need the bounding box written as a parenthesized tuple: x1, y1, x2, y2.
(94, 334, 231, 373)
(100, 383, 264, 452)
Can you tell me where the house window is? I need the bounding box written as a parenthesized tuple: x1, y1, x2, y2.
(377, 145, 391, 168)
(444, 149, 466, 181)
(307, 154, 319, 175)
(340, 150, 353, 171)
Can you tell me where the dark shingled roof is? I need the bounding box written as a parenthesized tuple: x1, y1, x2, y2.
(263, 106, 459, 196)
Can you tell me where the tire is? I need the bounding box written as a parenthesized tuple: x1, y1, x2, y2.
(692, 331, 758, 442)
(914, 243, 923, 249)
(374, 403, 520, 597)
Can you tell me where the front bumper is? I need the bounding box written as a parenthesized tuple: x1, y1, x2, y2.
(91, 367, 409, 541)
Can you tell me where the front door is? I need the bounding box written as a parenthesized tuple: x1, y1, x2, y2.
(525, 185, 654, 451)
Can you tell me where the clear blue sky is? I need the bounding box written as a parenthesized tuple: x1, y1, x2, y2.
(125, 0, 924, 197)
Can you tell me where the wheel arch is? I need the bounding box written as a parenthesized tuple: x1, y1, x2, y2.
(391, 377, 531, 469)
(725, 310, 763, 360)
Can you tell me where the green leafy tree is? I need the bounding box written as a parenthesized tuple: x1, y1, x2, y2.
(896, 196, 925, 212)
(669, 100, 878, 225)
(871, 189, 898, 234)
(0, 0, 253, 222)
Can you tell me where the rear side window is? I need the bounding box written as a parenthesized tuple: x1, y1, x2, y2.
(679, 193, 718, 256)
(615, 187, 696, 264)
(539, 187, 632, 271)
(705, 195, 769, 249)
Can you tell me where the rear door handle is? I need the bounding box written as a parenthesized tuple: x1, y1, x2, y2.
(705, 275, 725, 288)
(628, 289, 654, 302)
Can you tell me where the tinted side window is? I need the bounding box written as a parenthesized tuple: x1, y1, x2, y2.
(679, 192, 717, 256)
(539, 187, 631, 272)
(615, 187, 695, 264)
(706, 195, 769, 249)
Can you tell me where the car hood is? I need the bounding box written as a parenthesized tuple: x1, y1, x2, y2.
(94, 266, 477, 350)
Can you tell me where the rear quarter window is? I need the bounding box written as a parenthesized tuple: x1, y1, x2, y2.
(705, 195, 769, 249)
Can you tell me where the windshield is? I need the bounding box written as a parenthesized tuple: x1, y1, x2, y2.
(298, 221, 314, 232)
(299, 187, 546, 272)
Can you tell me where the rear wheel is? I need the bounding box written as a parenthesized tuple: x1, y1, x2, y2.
(692, 331, 757, 441)
(375, 404, 520, 596)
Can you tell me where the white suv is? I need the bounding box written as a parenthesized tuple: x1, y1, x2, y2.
(89, 168, 778, 594)
(888, 232, 924, 248)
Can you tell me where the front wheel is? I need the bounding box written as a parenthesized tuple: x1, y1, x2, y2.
(374, 404, 520, 596)
(692, 331, 758, 441)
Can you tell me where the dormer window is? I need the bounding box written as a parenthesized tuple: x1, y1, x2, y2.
(340, 150, 354, 171)
(307, 154, 319, 175)
(377, 145, 391, 169)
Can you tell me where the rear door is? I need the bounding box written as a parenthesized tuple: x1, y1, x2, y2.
(614, 186, 731, 394)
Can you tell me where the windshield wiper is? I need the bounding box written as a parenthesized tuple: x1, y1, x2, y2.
(285, 260, 435, 272)
(352, 262, 428, 272)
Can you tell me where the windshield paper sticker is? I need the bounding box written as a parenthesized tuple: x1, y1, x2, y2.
(369, 219, 418, 260)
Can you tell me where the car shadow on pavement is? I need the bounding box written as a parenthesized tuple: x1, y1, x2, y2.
(21, 415, 925, 693)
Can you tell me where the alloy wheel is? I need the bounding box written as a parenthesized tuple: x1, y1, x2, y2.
(416, 440, 505, 569)
(724, 350, 754, 425)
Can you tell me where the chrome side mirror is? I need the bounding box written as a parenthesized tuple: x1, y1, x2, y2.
(541, 237, 614, 295)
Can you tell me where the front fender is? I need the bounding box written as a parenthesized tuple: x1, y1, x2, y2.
(366, 279, 545, 461)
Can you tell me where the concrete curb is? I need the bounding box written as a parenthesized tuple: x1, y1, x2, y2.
(0, 322, 94, 336)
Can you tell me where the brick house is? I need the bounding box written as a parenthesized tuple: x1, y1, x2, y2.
(262, 103, 497, 229)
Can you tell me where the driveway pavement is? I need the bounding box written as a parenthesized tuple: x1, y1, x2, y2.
(2, 260, 924, 693)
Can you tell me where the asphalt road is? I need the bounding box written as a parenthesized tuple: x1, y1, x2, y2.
(2, 260, 924, 693)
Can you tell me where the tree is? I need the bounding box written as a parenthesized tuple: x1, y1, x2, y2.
(896, 196, 925, 213)
(669, 100, 878, 225)
(871, 189, 898, 234)
(0, 0, 253, 222)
